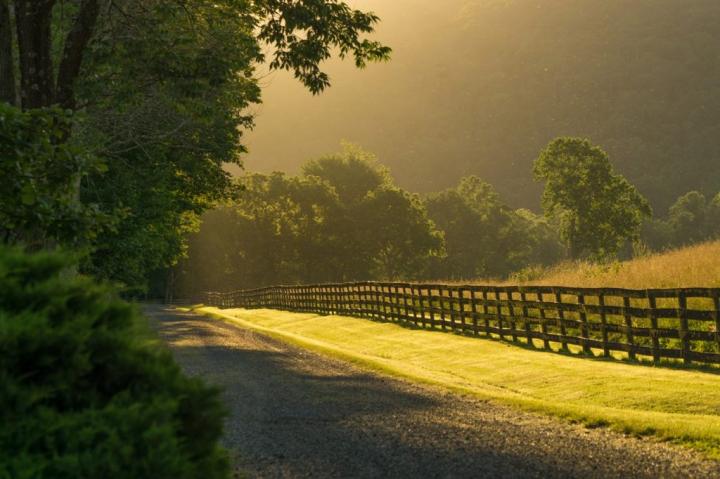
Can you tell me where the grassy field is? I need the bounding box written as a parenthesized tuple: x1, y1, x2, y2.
(196, 305, 720, 459)
(497, 240, 720, 289)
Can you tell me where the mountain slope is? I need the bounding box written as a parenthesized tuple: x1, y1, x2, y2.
(243, 0, 720, 210)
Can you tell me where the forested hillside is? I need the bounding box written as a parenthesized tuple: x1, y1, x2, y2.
(245, 0, 720, 210)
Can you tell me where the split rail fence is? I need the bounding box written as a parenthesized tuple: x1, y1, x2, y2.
(205, 283, 720, 366)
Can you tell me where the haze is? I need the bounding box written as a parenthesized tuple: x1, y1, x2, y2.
(242, 0, 720, 210)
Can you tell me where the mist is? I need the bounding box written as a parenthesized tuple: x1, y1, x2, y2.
(242, 0, 720, 210)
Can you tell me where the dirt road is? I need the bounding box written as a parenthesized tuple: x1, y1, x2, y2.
(146, 305, 720, 478)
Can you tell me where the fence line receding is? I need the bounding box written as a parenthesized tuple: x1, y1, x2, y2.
(204, 282, 720, 366)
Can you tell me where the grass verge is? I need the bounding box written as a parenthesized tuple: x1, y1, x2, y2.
(194, 306, 720, 459)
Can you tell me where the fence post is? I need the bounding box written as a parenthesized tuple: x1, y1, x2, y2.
(373, 284, 381, 320)
(438, 286, 447, 331)
(495, 288, 505, 340)
(647, 291, 661, 362)
(428, 287, 437, 329)
(578, 293, 591, 355)
(457, 287, 466, 333)
(417, 286, 427, 328)
(507, 289, 518, 342)
(555, 290, 568, 351)
(520, 290, 532, 347)
(678, 291, 691, 365)
(598, 293, 610, 357)
(470, 288, 479, 336)
(482, 289, 490, 337)
(402, 285, 410, 323)
(714, 291, 720, 355)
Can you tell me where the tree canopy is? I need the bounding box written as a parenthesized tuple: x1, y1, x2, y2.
(425, 176, 563, 280)
(175, 145, 444, 295)
(0, 0, 390, 293)
(534, 137, 651, 260)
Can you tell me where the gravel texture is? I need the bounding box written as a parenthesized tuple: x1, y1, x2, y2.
(145, 305, 720, 479)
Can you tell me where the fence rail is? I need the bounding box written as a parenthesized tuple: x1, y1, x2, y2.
(204, 282, 720, 366)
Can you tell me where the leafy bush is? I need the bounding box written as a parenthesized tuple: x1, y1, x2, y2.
(0, 248, 229, 478)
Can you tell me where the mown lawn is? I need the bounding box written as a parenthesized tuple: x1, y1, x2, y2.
(197, 306, 720, 459)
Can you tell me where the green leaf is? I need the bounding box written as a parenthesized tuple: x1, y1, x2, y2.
(20, 185, 36, 206)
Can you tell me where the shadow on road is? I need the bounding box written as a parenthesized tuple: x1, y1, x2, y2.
(145, 305, 719, 479)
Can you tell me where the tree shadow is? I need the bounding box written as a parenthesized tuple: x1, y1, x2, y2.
(147, 306, 603, 478)
(141, 306, 720, 478)
(333, 312, 720, 376)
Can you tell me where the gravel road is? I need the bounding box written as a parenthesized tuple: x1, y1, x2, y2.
(145, 304, 720, 479)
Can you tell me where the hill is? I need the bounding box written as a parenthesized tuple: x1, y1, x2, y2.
(503, 240, 720, 288)
(243, 0, 720, 210)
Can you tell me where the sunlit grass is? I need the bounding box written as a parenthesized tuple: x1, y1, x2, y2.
(495, 240, 720, 289)
(198, 306, 720, 459)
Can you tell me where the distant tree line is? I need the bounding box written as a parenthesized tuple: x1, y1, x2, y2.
(177, 137, 720, 297)
(253, 0, 720, 213)
(642, 191, 720, 252)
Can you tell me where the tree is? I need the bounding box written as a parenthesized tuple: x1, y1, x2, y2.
(2, 0, 390, 111)
(668, 191, 710, 246)
(511, 208, 566, 268)
(534, 137, 651, 260)
(302, 144, 442, 280)
(175, 146, 444, 295)
(301, 143, 393, 278)
(640, 189, 720, 251)
(365, 187, 443, 279)
(176, 172, 342, 293)
(425, 176, 564, 279)
(425, 176, 510, 278)
(1, 1, 390, 290)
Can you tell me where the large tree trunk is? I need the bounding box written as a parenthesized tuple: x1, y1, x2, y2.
(0, 0, 16, 105)
(12, 0, 99, 111)
(14, 0, 55, 109)
(56, 0, 99, 110)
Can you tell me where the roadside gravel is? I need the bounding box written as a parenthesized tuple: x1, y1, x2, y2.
(145, 304, 720, 479)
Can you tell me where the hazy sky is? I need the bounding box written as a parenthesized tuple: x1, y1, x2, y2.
(239, 0, 467, 180)
(236, 0, 720, 209)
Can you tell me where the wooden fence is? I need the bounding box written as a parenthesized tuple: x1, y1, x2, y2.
(205, 282, 720, 366)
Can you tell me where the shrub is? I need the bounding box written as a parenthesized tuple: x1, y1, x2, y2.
(0, 247, 229, 478)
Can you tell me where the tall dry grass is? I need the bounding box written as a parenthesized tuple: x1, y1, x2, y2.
(496, 240, 720, 289)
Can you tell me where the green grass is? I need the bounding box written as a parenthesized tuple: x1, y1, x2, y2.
(195, 306, 720, 459)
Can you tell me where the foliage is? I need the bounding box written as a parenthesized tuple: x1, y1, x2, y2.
(175, 145, 443, 295)
(365, 187, 444, 279)
(511, 208, 567, 268)
(641, 190, 720, 251)
(303, 144, 442, 279)
(302, 143, 392, 203)
(534, 137, 651, 260)
(1, 0, 389, 292)
(0, 104, 109, 248)
(255, 0, 391, 93)
(0, 247, 228, 478)
(52, 1, 388, 292)
(425, 177, 564, 279)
